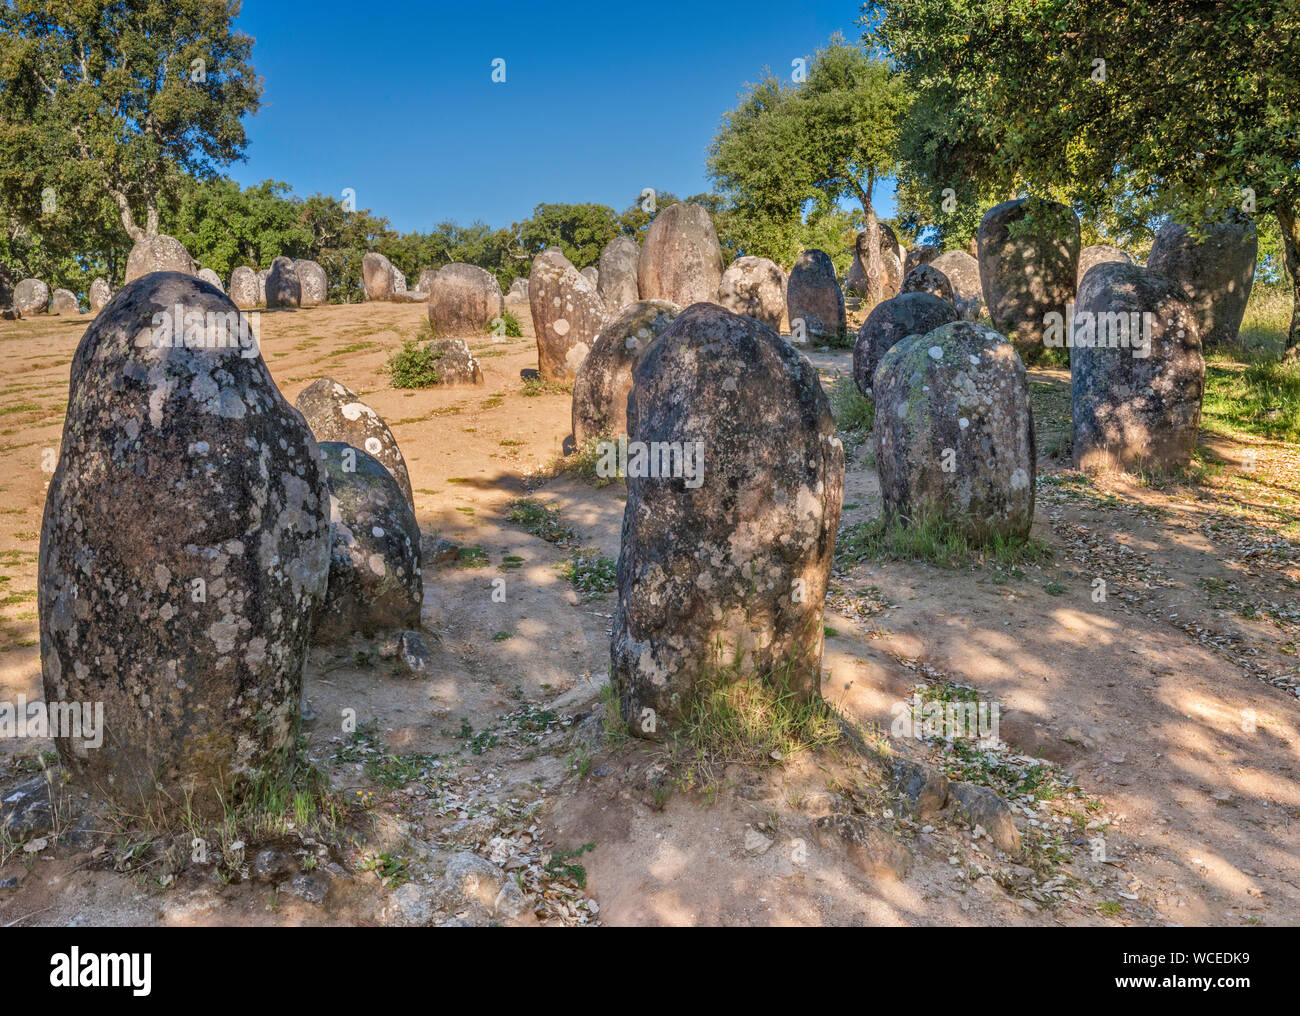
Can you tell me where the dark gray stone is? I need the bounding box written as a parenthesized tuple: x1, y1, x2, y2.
(1147, 216, 1257, 348)
(853, 292, 957, 397)
(930, 251, 984, 320)
(786, 249, 845, 343)
(266, 256, 301, 309)
(900, 264, 954, 304)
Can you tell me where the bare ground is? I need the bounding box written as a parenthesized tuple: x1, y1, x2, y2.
(0, 301, 1296, 927)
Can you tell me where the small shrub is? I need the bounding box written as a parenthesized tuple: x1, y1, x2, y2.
(385, 336, 441, 389)
(506, 498, 575, 544)
(559, 552, 617, 599)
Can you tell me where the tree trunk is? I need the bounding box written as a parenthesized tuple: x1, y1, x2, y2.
(1278, 203, 1300, 357)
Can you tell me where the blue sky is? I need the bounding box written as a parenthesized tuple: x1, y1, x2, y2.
(227, 0, 895, 233)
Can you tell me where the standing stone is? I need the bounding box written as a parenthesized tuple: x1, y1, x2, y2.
(904, 245, 940, 276)
(786, 249, 846, 343)
(229, 266, 260, 310)
(196, 267, 225, 293)
(874, 321, 1035, 541)
(1071, 262, 1203, 471)
(362, 252, 396, 301)
(294, 260, 328, 307)
(266, 256, 301, 309)
(38, 272, 331, 818)
(977, 198, 1081, 359)
(931, 251, 984, 320)
(717, 256, 786, 331)
(426, 263, 504, 336)
(89, 278, 112, 313)
(506, 277, 529, 301)
(571, 300, 681, 446)
(612, 303, 844, 741)
(391, 266, 408, 294)
(294, 377, 414, 508)
(900, 264, 955, 304)
(853, 292, 958, 397)
(581, 266, 600, 290)
(256, 269, 270, 307)
(1077, 244, 1132, 289)
(1146, 217, 1257, 348)
(424, 338, 484, 385)
(14, 279, 50, 314)
(49, 289, 80, 315)
(123, 234, 196, 283)
(528, 249, 605, 381)
(845, 224, 903, 299)
(637, 202, 725, 307)
(315, 442, 422, 642)
(597, 235, 641, 314)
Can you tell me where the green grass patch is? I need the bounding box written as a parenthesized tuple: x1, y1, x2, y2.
(559, 552, 617, 599)
(521, 376, 573, 397)
(1203, 354, 1300, 443)
(837, 505, 1050, 570)
(505, 498, 575, 544)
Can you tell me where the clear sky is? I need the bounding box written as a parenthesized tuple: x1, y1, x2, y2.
(226, 0, 895, 233)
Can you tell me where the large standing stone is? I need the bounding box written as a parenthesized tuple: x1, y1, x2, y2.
(786, 249, 846, 343)
(38, 272, 330, 818)
(89, 278, 112, 313)
(931, 251, 984, 320)
(528, 249, 605, 381)
(266, 256, 301, 309)
(315, 442, 422, 642)
(853, 292, 958, 397)
(581, 266, 600, 290)
(49, 289, 80, 315)
(294, 260, 328, 307)
(256, 269, 269, 306)
(904, 245, 940, 276)
(637, 202, 725, 307)
(1071, 262, 1203, 470)
(571, 300, 681, 446)
(14, 279, 50, 315)
(391, 266, 408, 294)
(196, 268, 225, 293)
(427, 263, 504, 336)
(977, 198, 1081, 359)
(717, 256, 786, 331)
(1077, 245, 1132, 288)
(294, 377, 414, 508)
(1146, 217, 1257, 348)
(416, 268, 439, 296)
(362, 252, 396, 301)
(598, 235, 641, 314)
(845, 224, 903, 299)
(900, 264, 955, 304)
(874, 321, 1035, 541)
(612, 303, 844, 740)
(124, 234, 196, 283)
(230, 266, 260, 310)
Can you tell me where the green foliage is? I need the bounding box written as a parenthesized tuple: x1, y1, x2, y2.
(496, 308, 523, 337)
(559, 552, 617, 599)
(831, 380, 875, 435)
(385, 336, 441, 389)
(514, 201, 621, 269)
(505, 498, 575, 544)
(1203, 356, 1300, 443)
(836, 505, 1050, 569)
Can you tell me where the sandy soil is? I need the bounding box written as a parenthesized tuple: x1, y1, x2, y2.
(0, 300, 1296, 927)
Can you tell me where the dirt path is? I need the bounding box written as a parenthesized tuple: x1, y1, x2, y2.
(1, 304, 1296, 926)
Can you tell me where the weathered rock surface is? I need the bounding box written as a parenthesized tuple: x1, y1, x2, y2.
(597, 235, 641, 314)
(904, 245, 940, 276)
(637, 202, 725, 307)
(716, 256, 786, 331)
(528, 249, 605, 381)
(977, 198, 1081, 359)
(256, 269, 269, 306)
(1146, 217, 1257, 348)
(949, 782, 1021, 854)
(930, 251, 984, 320)
(124, 234, 196, 283)
(266, 256, 301, 309)
(853, 292, 958, 396)
(845, 223, 903, 299)
(49, 288, 80, 315)
(571, 300, 681, 446)
(196, 268, 225, 293)
(14, 279, 50, 315)
(874, 320, 1035, 541)
(426, 263, 504, 336)
(425, 338, 484, 385)
(315, 442, 422, 642)
(786, 249, 845, 343)
(1076, 244, 1132, 288)
(294, 260, 328, 307)
(1071, 262, 1203, 471)
(900, 263, 955, 304)
(38, 272, 331, 817)
(612, 303, 844, 740)
(812, 814, 914, 879)
(89, 278, 112, 313)
(294, 377, 414, 507)
(362, 252, 396, 301)
(229, 266, 260, 309)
